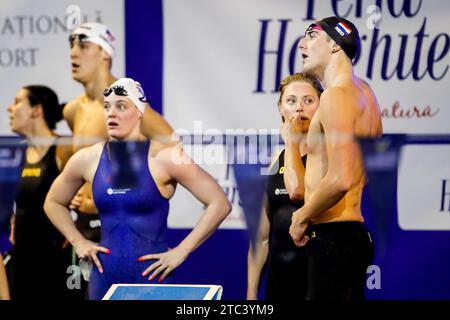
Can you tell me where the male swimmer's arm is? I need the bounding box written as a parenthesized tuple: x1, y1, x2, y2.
(140, 104, 177, 145)
(62, 99, 79, 132)
(140, 144, 232, 280)
(295, 89, 355, 223)
(0, 254, 10, 300)
(9, 214, 15, 245)
(56, 140, 75, 170)
(247, 206, 270, 300)
(73, 183, 98, 214)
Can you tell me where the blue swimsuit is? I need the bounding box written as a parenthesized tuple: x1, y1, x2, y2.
(89, 140, 171, 300)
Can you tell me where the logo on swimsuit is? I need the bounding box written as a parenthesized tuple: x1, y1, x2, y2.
(274, 188, 288, 195)
(22, 168, 41, 177)
(107, 187, 131, 195)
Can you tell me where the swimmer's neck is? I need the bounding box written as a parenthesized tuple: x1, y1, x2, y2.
(83, 71, 116, 102)
(24, 119, 56, 143)
(322, 54, 355, 88)
(108, 134, 146, 143)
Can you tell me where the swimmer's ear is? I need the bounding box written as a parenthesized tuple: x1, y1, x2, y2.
(331, 42, 341, 54)
(31, 104, 44, 119)
(100, 48, 113, 68)
(104, 53, 111, 62)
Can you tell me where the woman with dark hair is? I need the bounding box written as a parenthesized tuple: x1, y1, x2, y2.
(7, 85, 72, 300)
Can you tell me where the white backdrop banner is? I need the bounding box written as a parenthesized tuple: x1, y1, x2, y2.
(163, 0, 450, 228)
(397, 144, 450, 230)
(168, 134, 282, 229)
(0, 0, 125, 135)
(168, 143, 247, 229)
(164, 0, 450, 134)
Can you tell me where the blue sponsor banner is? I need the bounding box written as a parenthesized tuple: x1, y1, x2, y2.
(0, 137, 26, 252)
(362, 135, 450, 299)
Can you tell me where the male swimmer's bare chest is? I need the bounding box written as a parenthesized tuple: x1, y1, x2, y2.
(73, 100, 108, 151)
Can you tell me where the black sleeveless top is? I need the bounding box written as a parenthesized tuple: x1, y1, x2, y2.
(265, 149, 308, 300)
(266, 149, 307, 251)
(14, 144, 64, 249)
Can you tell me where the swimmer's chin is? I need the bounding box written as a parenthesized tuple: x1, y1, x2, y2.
(107, 131, 123, 141)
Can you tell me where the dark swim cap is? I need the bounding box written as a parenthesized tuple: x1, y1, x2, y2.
(306, 16, 361, 61)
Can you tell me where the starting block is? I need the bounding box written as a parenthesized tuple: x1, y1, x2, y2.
(102, 284, 223, 300)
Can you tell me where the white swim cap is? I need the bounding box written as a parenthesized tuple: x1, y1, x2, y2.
(103, 78, 148, 114)
(71, 22, 116, 57)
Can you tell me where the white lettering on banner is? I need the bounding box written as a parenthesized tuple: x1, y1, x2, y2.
(0, 0, 125, 135)
(334, 26, 345, 36)
(398, 145, 450, 230)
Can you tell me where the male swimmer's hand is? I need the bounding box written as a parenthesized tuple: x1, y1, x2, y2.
(73, 238, 110, 274)
(69, 188, 98, 214)
(138, 246, 190, 282)
(289, 211, 310, 247)
(9, 219, 15, 245)
(69, 189, 83, 211)
(61, 239, 70, 249)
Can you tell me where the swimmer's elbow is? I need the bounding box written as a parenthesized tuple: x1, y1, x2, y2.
(212, 195, 232, 219)
(328, 172, 352, 194)
(377, 121, 384, 136)
(223, 198, 232, 216)
(289, 193, 303, 202)
(44, 192, 65, 218)
(288, 190, 305, 202)
(335, 176, 352, 193)
(43, 196, 54, 218)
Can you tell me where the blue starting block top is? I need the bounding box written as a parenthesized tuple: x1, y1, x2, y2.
(103, 284, 223, 300)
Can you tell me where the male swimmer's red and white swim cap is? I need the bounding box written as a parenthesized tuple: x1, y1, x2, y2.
(306, 16, 361, 61)
(71, 22, 116, 57)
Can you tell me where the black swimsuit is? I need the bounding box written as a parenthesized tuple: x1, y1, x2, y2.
(265, 149, 308, 300)
(11, 144, 70, 300)
(305, 221, 374, 300)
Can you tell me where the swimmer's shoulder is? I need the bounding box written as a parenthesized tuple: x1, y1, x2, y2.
(63, 94, 86, 129)
(69, 140, 105, 166)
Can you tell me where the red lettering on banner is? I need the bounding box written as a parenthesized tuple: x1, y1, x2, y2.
(381, 101, 440, 119)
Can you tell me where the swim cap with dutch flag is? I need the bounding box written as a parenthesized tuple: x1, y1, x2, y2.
(306, 16, 361, 61)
